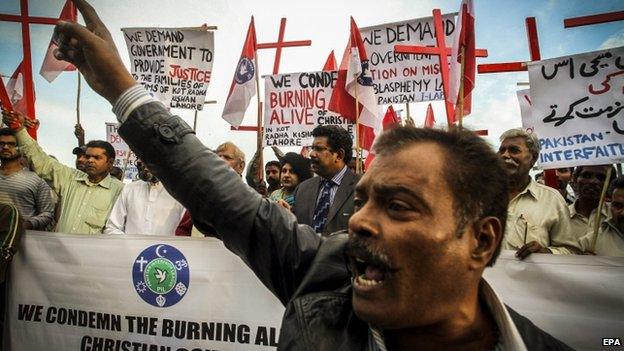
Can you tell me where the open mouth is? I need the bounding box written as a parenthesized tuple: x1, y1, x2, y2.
(347, 242, 395, 290)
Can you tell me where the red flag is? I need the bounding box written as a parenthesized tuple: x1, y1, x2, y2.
(382, 105, 400, 130)
(222, 17, 258, 128)
(328, 17, 379, 129)
(6, 62, 29, 115)
(363, 106, 401, 171)
(39, 0, 77, 83)
(448, 0, 476, 118)
(322, 50, 337, 71)
(424, 103, 435, 128)
(0, 79, 13, 112)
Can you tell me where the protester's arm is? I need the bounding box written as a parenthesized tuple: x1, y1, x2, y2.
(74, 123, 85, 147)
(103, 188, 127, 235)
(547, 200, 581, 255)
(28, 178, 55, 230)
(8, 125, 75, 195)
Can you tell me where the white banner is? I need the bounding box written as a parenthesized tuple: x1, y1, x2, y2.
(485, 251, 624, 351)
(360, 14, 456, 105)
(516, 88, 533, 133)
(527, 47, 624, 168)
(5, 233, 623, 351)
(264, 71, 355, 147)
(5, 231, 284, 351)
(106, 122, 138, 181)
(122, 27, 215, 110)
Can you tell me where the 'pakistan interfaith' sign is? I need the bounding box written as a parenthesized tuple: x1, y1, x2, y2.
(527, 47, 624, 168)
(264, 71, 355, 147)
(360, 14, 456, 105)
(122, 27, 214, 110)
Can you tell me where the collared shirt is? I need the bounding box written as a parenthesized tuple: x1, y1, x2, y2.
(568, 200, 609, 241)
(104, 180, 185, 236)
(502, 178, 579, 254)
(315, 165, 349, 207)
(578, 217, 624, 257)
(369, 280, 527, 351)
(16, 129, 124, 234)
(0, 169, 55, 230)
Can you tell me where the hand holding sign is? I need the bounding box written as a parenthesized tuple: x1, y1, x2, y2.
(54, 0, 136, 104)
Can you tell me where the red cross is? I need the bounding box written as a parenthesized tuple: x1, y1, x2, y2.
(0, 0, 74, 139)
(231, 17, 312, 132)
(476, 17, 558, 189)
(564, 10, 624, 28)
(394, 9, 488, 125)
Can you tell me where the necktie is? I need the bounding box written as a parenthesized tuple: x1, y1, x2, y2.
(312, 180, 333, 232)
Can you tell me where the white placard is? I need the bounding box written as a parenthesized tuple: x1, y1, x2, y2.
(122, 27, 214, 110)
(527, 47, 624, 168)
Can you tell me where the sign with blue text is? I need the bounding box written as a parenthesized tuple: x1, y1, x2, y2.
(528, 47, 624, 168)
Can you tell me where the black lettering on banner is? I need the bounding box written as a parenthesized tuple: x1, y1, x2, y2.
(17, 304, 43, 322)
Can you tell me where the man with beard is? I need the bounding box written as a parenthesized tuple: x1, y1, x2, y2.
(51, 3, 572, 348)
(2, 111, 123, 234)
(294, 125, 359, 235)
(104, 159, 184, 235)
(568, 165, 615, 240)
(579, 176, 624, 256)
(497, 128, 579, 259)
(0, 128, 55, 231)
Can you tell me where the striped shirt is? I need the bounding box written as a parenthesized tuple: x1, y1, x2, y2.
(0, 169, 55, 230)
(315, 165, 349, 207)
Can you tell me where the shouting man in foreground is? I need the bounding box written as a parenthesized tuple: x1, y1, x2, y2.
(48, 1, 572, 349)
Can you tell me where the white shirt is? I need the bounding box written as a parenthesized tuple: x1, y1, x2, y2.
(503, 179, 579, 254)
(104, 180, 185, 236)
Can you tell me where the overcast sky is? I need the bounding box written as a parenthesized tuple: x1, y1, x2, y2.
(1, 0, 622, 170)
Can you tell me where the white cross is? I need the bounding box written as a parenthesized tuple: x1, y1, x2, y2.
(136, 256, 148, 272)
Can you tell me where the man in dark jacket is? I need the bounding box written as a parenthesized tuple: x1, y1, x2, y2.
(51, 2, 573, 349)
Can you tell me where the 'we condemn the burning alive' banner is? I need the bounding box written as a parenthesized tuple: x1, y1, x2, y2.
(527, 46, 624, 168)
(264, 71, 355, 147)
(122, 27, 214, 110)
(360, 14, 456, 105)
(5, 232, 284, 351)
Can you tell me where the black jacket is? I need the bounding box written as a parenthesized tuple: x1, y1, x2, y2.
(119, 102, 573, 350)
(293, 170, 359, 236)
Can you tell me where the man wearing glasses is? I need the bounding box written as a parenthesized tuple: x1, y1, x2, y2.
(293, 125, 360, 236)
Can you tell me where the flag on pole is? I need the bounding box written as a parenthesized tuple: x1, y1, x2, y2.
(222, 17, 258, 128)
(448, 0, 476, 118)
(39, 0, 77, 83)
(363, 105, 401, 170)
(0, 79, 13, 112)
(328, 17, 380, 129)
(6, 62, 29, 115)
(322, 50, 337, 71)
(424, 103, 435, 128)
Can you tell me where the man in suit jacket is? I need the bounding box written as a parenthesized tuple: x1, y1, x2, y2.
(294, 125, 360, 236)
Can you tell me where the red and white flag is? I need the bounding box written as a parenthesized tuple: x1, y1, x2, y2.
(363, 105, 401, 171)
(322, 50, 337, 71)
(6, 62, 29, 115)
(424, 103, 435, 128)
(448, 0, 476, 120)
(328, 17, 380, 129)
(39, 0, 77, 83)
(222, 17, 258, 128)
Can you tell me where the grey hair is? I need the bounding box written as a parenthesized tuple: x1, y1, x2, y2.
(499, 128, 540, 157)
